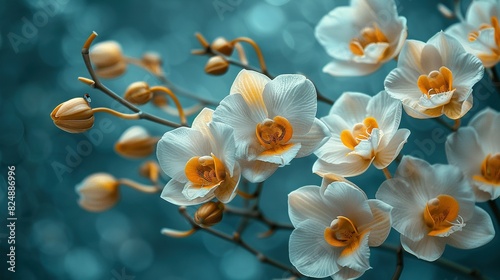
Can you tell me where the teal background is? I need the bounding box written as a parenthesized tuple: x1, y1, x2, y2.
(0, 0, 499, 279)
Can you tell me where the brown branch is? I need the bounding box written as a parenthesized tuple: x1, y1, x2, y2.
(225, 205, 294, 232)
(177, 206, 302, 278)
(391, 244, 404, 280)
(378, 244, 491, 280)
(81, 32, 183, 128)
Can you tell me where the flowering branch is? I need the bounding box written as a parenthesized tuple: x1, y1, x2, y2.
(80, 32, 183, 128)
(170, 206, 302, 278)
(125, 55, 219, 106)
(193, 33, 334, 105)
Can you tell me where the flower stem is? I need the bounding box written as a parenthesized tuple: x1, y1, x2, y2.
(391, 244, 404, 280)
(176, 206, 302, 278)
(92, 107, 139, 120)
(150, 86, 188, 125)
(382, 167, 392, 180)
(434, 117, 457, 132)
(81, 32, 183, 128)
(487, 200, 500, 228)
(161, 227, 197, 238)
(230, 37, 269, 75)
(118, 178, 160, 193)
(452, 118, 461, 131)
(234, 42, 248, 65)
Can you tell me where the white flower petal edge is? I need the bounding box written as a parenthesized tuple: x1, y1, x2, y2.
(288, 181, 392, 279)
(289, 219, 341, 278)
(447, 206, 495, 249)
(376, 156, 495, 261)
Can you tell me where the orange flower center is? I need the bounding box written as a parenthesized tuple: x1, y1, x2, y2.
(468, 16, 500, 48)
(473, 153, 500, 185)
(340, 117, 379, 150)
(349, 23, 389, 59)
(324, 216, 359, 247)
(255, 116, 294, 155)
(185, 153, 226, 188)
(417, 66, 454, 99)
(423, 194, 462, 236)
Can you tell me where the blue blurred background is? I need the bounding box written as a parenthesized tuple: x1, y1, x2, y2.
(0, 0, 499, 279)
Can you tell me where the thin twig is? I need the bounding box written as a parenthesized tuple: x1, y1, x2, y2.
(434, 116, 457, 132)
(81, 32, 183, 128)
(177, 206, 302, 278)
(225, 205, 294, 231)
(391, 244, 404, 280)
(378, 244, 491, 280)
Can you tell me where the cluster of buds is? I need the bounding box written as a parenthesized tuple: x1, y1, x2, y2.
(50, 97, 94, 133)
(193, 34, 233, 76)
(90, 41, 127, 79)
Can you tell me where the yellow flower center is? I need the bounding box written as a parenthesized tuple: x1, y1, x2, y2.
(255, 116, 294, 155)
(417, 66, 454, 99)
(473, 153, 500, 185)
(423, 194, 463, 236)
(185, 153, 226, 188)
(468, 16, 500, 48)
(349, 23, 389, 59)
(324, 216, 360, 247)
(340, 117, 379, 150)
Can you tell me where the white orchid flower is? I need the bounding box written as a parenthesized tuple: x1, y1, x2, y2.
(446, 108, 500, 201)
(157, 108, 241, 205)
(385, 31, 484, 120)
(446, 0, 500, 67)
(314, 91, 410, 177)
(376, 156, 495, 261)
(288, 181, 392, 279)
(212, 70, 330, 183)
(315, 0, 407, 76)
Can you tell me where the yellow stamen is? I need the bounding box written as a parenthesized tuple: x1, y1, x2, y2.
(340, 117, 379, 150)
(255, 116, 294, 155)
(423, 194, 460, 236)
(349, 23, 389, 59)
(324, 216, 359, 247)
(184, 153, 226, 187)
(417, 66, 454, 98)
(473, 153, 500, 185)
